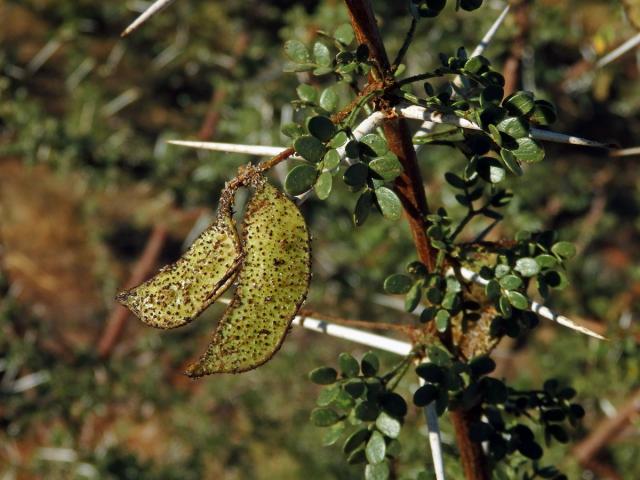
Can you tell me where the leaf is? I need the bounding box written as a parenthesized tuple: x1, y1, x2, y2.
(384, 274, 412, 294)
(460, 0, 484, 11)
(511, 137, 545, 163)
(117, 211, 241, 329)
(313, 42, 331, 66)
(294, 134, 326, 163)
(334, 24, 355, 45)
(435, 309, 450, 332)
(322, 423, 346, 446)
(535, 254, 557, 268)
(503, 91, 535, 116)
(365, 462, 390, 480)
(497, 117, 529, 139)
(284, 39, 310, 63)
(552, 241, 576, 259)
(464, 55, 489, 74)
(361, 351, 379, 376)
(343, 162, 369, 190)
(360, 133, 388, 156)
(319, 86, 339, 112)
(185, 181, 310, 376)
(477, 156, 505, 184)
(500, 148, 523, 176)
(354, 190, 374, 226)
(529, 100, 557, 125)
(309, 367, 338, 385)
(323, 149, 341, 170)
(375, 187, 402, 220)
(369, 154, 403, 181)
(505, 290, 528, 310)
(413, 384, 438, 407)
(375, 412, 401, 439)
(499, 274, 522, 290)
(515, 257, 540, 277)
(285, 164, 318, 196)
(339, 352, 360, 377)
(308, 115, 336, 142)
(343, 428, 370, 455)
(310, 407, 341, 427)
(296, 84, 317, 103)
(314, 171, 333, 200)
(365, 431, 386, 464)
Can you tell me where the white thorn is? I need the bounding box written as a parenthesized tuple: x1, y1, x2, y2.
(470, 5, 511, 58)
(418, 375, 447, 480)
(395, 103, 611, 149)
(609, 146, 640, 157)
(595, 32, 640, 69)
(215, 297, 412, 355)
(167, 140, 294, 157)
(122, 0, 177, 37)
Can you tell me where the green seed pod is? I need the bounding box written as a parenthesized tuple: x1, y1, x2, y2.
(116, 211, 241, 329)
(186, 180, 311, 376)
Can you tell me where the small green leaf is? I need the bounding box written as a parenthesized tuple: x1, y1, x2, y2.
(444, 172, 467, 189)
(485, 279, 501, 301)
(464, 55, 489, 74)
(285, 164, 318, 196)
(529, 100, 557, 125)
(375, 187, 402, 220)
(317, 385, 340, 406)
(319, 86, 338, 112)
(343, 162, 369, 190)
(296, 84, 317, 103)
(435, 309, 450, 332)
(365, 461, 390, 480)
(405, 282, 422, 312)
(375, 412, 401, 439)
(339, 352, 360, 377)
(480, 85, 503, 106)
(313, 42, 331, 66)
(497, 117, 529, 139)
(360, 133, 388, 156)
(413, 384, 438, 407)
(309, 366, 338, 385)
(503, 91, 535, 116)
(343, 428, 370, 454)
(308, 115, 336, 142)
(515, 257, 540, 277)
(315, 172, 333, 200)
(428, 345, 452, 367)
(551, 241, 576, 259)
(329, 131, 348, 149)
(535, 254, 558, 268)
(294, 135, 326, 163)
(384, 274, 412, 294)
(460, 0, 484, 11)
(310, 407, 341, 427)
(511, 137, 545, 163)
(500, 148, 523, 175)
(285, 40, 310, 63)
(322, 422, 345, 446)
(499, 274, 522, 290)
(323, 149, 341, 170)
(344, 378, 366, 398)
(505, 290, 528, 310)
(365, 431, 386, 465)
(361, 351, 379, 377)
(469, 355, 496, 377)
(281, 122, 305, 139)
(370, 154, 403, 181)
(477, 156, 506, 184)
(355, 401, 379, 421)
(334, 24, 354, 45)
(354, 190, 374, 226)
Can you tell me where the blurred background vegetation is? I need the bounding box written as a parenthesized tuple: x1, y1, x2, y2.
(1, 0, 639, 478)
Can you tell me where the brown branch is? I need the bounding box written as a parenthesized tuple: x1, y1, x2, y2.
(97, 224, 168, 359)
(572, 388, 640, 467)
(344, 2, 488, 479)
(502, 0, 531, 96)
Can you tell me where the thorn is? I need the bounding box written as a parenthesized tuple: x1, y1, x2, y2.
(121, 0, 177, 37)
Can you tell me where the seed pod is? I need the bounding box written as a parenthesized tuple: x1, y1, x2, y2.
(186, 181, 311, 376)
(116, 211, 241, 329)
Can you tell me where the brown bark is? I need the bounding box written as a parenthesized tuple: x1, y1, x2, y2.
(97, 224, 168, 359)
(502, 0, 531, 96)
(344, 2, 489, 478)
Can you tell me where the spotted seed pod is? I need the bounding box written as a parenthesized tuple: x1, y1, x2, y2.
(116, 211, 242, 329)
(186, 180, 311, 376)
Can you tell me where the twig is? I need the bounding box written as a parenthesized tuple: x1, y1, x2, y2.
(121, 0, 177, 37)
(572, 388, 640, 466)
(392, 16, 418, 72)
(97, 225, 168, 358)
(502, 1, 531, 96)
